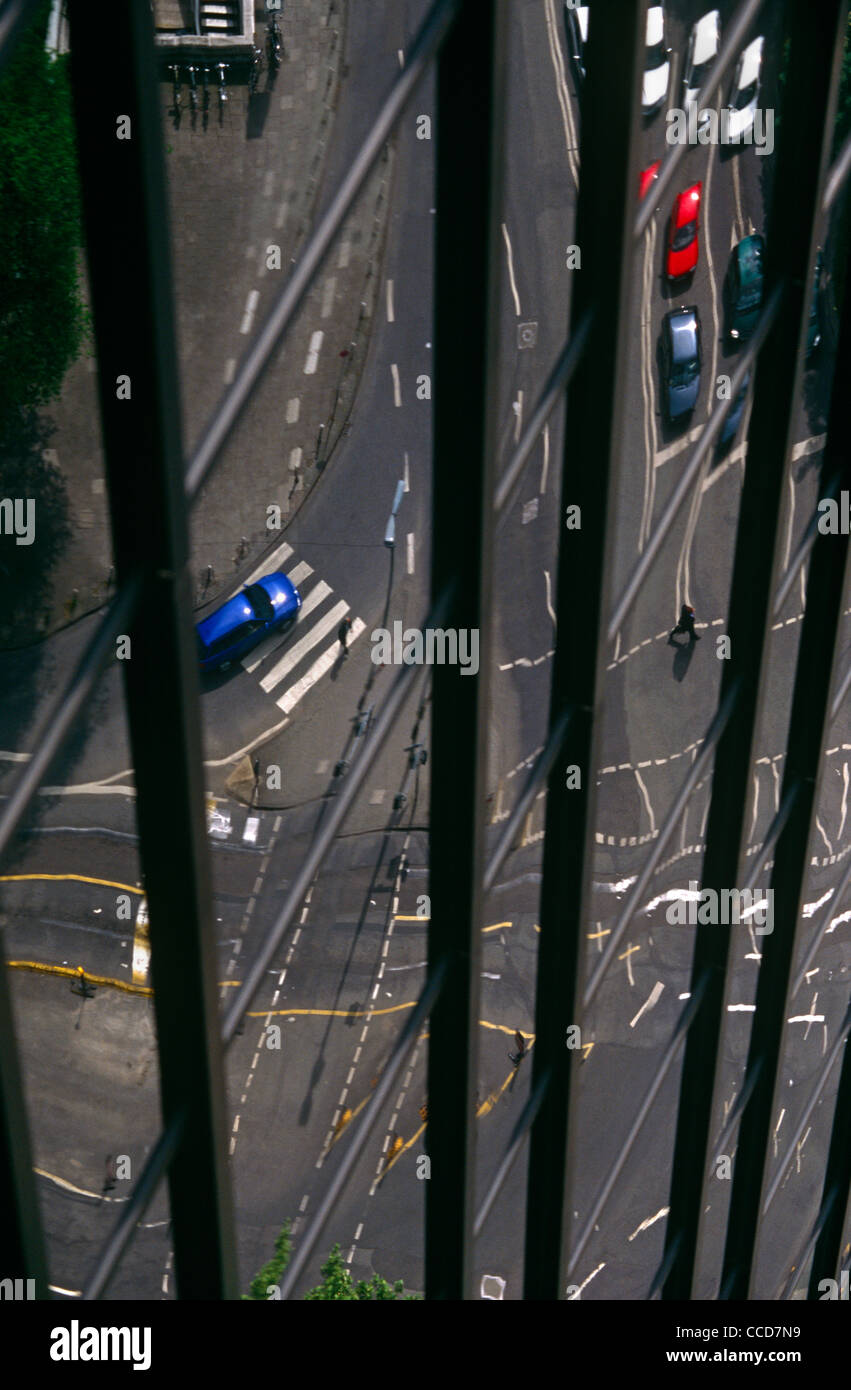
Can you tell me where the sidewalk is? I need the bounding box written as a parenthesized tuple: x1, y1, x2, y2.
(1, 0, 392, 648)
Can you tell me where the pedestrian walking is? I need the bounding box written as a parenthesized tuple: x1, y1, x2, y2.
(669, 603, 701, 643)
(338, 616, 353, 657)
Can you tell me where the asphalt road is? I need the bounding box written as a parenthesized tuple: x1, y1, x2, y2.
(0, 0, 849, 1301)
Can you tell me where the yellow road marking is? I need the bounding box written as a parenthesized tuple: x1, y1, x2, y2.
(8, 960, 153, 996)
(0, 873, 144, 894)
(588, 927, 611, 940)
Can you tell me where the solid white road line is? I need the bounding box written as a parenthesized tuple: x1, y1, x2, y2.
(543, 0, 579, 187)
(540, 423, 549, 495)
(260, 598, 349, 692)
(407, 532, 415, 575)
(501, 223, 521, 317)
(277, 618, 366, 713)
(243, 580, 332, 674)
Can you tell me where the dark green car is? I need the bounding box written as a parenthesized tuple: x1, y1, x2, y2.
(726, 233, 764, 343)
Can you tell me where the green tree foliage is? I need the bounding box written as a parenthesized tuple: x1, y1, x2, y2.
(244, 1220, 293, 1300)
(245, 1228, 417, 1299)
(0, 1, 89, 430)
(303, 1244, 408, 1300)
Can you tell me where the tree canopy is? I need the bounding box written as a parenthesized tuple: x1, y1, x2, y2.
(0, 1, 89, 431)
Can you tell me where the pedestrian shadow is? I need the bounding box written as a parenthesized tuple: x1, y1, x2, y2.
(668, 635, 697, 682)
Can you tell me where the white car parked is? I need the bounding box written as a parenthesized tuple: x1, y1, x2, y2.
(643, 4, 671, 115)
(682, 10, 721, 131)
(725, 36, 765, 143)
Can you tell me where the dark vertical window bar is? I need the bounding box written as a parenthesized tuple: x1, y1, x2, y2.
(721, 230, 851, 1298)
(66, 0, 238, 1297)
(663, 0, 848, 1301)
(425, 0, 505, 1299)
(523, 0, 646, 1300)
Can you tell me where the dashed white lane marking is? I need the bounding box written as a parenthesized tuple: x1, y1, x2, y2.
(403, 451, 410, 491)
(628, 1208, 669, 1241)
(397, 48, 404, 66)
(275, 199, 289, 229)
(286, 397, 300, 423)
(263, 170, 275, 197)
(629, 981, 664, 1029)
(303, 329, 324, 374)
(390, 362, 402, 406)
(337, 240, 351, 268)
(498, 649, 554, 672)
(513, 390, 523, 442)
(261, 598, 350, 693)
(223, 357, 236, 384)
(321, 276, 337, 318)
(277, 618, 366, 714)
(540, 423, 550, 495)
(839, 763, 848, 842)
(406, 532, 415, 575)
(501, 223, 521, 316)
(242, 580, 329, 674)
(240, 289, 260, 335)
(386, 279, 395, 322)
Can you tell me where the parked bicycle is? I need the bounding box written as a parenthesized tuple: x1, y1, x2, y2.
(216, 62, 228, 106)
(267, 12, 282, 69)
(249, 46, 263, 96)
(187, 64, 198, 113)
(201, 66, 211, 112)
(168, 63, 181, 110)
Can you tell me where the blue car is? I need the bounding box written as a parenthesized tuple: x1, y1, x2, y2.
(196, 572, 301, 672)
(661, 305, 701, 423)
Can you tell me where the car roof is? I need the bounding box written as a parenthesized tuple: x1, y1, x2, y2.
(736, 233, 764, 276)
(691, 10, 720, 64)
(196, 592, 253, 647)
(738, 35, 764, 86)
(646, 5, 664, 46)
(666, 307, 699, 358)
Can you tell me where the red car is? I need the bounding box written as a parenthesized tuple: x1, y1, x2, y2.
(666, 182, 702, 279)
(639, 159, 661, 199)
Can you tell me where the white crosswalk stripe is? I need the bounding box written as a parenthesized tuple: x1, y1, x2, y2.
(260, 598, 351, 693)
(277, 618, 367, 712)
(223, 541, 293, 602)
(242, 579, 330, 673)
(221, 545, 365, 713)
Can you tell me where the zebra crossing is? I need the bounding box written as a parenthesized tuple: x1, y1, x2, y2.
(229, 540, 366, 714)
